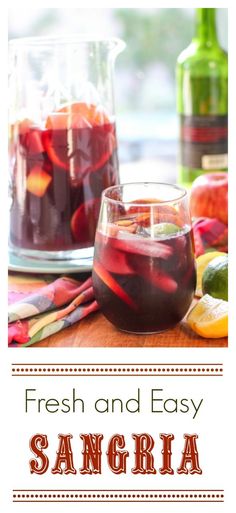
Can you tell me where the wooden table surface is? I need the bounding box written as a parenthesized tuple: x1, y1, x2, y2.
(32, 309, 227, 348)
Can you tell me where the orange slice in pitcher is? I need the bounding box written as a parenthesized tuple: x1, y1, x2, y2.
(43, 102, 116, 176)
(71, 197, 101, 244)
(46, 102, 111, 130)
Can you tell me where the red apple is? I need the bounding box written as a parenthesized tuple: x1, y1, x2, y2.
(189, 172, 228, 225)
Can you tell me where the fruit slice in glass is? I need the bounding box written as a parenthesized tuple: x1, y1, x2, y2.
(26, 166, 52, 197)
(43, 102, 116, 177)
(18, 119, 45, 155)
(93, 260, 138, 310)
(70, 197, 101, 244)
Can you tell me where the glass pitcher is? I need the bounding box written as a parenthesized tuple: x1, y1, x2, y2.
(8, 35, 125, 261)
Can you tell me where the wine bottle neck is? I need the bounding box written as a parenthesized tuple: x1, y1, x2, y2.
(194, 8, 218, 47)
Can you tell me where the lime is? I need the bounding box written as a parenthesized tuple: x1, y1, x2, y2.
(148, 222, 181, 238)
(195, 251, 227, 297)
(202, 255, 228, 301)
(187, 294, 228, 338)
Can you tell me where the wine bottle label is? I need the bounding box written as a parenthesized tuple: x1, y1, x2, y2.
(201, 153, 228, 170)
(180, 114, 228, 170)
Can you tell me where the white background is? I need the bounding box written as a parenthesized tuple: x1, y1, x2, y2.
(1, 0, 236, 512)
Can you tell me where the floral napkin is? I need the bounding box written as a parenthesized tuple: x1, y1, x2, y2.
(8, 274, 98, 347)
(192, 217, 228, 257)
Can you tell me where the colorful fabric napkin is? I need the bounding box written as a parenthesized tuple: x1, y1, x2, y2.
(192, 217, 228, 257)
(8, 274, 98, 347)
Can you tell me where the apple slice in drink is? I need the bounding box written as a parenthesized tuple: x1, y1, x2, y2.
(25, 129, 44, 155)
(26, 166, 52, 197)
(93, 261, 138, 310)
(95, 228, 137, 274)
(111, 231, 173, 260)
(98, 245, 135, 276)
(137, 264, 177, 293)
(18, 119, 45, 154)
(127, 253, 178, 294)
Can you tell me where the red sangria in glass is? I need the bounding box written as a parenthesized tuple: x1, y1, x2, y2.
(8, 36, 124, 261)
(92, 183, 196, 333)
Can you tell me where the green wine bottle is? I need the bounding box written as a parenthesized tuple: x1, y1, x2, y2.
(177, 8, 228, 187)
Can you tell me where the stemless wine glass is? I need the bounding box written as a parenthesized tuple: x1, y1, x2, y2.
(92, 182, 196, 334)
(8, 35, 125, 261)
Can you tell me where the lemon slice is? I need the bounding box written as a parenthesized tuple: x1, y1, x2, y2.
(195, 251, 227, 297)
(187, 294, 228, 338)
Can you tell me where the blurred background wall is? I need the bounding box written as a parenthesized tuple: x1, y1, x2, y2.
(8, 8, 228, 183)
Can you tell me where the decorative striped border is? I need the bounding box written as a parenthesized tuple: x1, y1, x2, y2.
(12, 490, 224, 502)
(11, 363, 223, 377)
